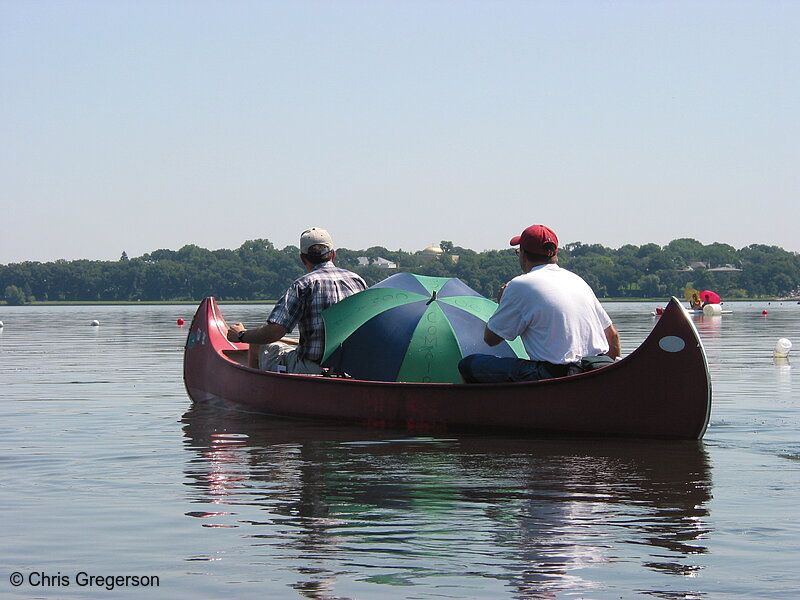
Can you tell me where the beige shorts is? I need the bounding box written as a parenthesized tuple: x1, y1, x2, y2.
(259, 342, 323, 375)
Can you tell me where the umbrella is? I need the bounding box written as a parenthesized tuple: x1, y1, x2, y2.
(699, 290, 721, 304)
(321, 273, 528, 383)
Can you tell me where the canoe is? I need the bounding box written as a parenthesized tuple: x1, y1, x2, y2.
(183, 296, 712, 439)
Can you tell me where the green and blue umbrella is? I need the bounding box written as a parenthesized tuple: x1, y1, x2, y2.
(321, 273, 528, 383)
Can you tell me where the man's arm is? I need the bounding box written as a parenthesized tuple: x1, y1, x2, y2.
(604, 324, 620, 359)
(227, 322, 288, 345)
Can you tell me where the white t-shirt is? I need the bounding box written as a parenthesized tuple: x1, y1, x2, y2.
(487, 264, 612, 364)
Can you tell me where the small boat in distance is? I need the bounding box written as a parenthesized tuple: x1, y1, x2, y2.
(663, 288, 731, 316)
(184, 296, 712, 440)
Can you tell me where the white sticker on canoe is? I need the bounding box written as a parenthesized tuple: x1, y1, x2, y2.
(658, 336, 686, 353)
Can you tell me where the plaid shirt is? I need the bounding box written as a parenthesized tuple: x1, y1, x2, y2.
(267, 262, 367, 362)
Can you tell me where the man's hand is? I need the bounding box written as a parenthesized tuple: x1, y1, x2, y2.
(227, 322, 245, 342)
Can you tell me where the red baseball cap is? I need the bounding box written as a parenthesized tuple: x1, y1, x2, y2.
(510, 224, 559, 256)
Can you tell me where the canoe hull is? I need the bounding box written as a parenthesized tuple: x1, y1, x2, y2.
(184, 297, 711, 439)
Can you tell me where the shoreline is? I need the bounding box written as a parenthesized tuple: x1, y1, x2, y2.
(3, 297, 797, 307)
(0, 300, 278, 307)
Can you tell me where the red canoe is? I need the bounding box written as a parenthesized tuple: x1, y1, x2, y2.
(183, 297, 712, 439)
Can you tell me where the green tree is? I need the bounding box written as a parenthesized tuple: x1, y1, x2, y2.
(4, 285, 26, 305)
(702, 242, 738, 268)
(638, 274, 665, 297)
(667, 238, 704, 263)
(1, 237, 798, 302)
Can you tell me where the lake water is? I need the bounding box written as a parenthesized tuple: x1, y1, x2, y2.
(1, 301, 798, 599)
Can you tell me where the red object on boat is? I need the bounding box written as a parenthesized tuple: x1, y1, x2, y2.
(183, 296, 712, 440)
(699, 290, 721, 304)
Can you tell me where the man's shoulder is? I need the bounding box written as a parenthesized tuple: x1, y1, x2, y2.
(327, 264, 361, 277)
(509, 265, 586, 293)
(318, 262, 360, 275)
(510, 265, 557, 285)
(531, 264, 586, 281)
(304, 263, 365, 283)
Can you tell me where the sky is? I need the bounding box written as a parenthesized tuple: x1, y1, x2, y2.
(1, 0, 798, 264)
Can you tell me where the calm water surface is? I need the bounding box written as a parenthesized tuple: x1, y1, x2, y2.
(1, 301, 798, 599)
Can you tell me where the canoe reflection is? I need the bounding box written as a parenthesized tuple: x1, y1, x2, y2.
(182, 403, 712, 599)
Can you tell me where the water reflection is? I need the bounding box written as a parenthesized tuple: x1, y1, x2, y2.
(693, 315, 723, 338)
(182, 403, 712, 599)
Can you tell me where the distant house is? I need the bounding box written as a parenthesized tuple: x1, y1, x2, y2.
(356, 256, 397, 269)
(678, 261, 741, 272)
(373, 257, 397, 269)
(707, 265, 742, 272)
(678, 261, 709, 272)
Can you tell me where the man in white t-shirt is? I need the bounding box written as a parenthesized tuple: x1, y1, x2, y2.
(458, 224, 620, 383)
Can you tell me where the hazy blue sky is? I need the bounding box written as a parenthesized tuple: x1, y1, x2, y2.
(2, 0, 798, 264)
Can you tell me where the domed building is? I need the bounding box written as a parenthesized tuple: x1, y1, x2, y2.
(420, 245, 444, 260)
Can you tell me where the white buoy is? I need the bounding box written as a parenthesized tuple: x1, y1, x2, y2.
(702, 303, 723, 316)
(90, 320, 100, 327)
(0, 321, 4, 328)
(773, 338, 792, 358)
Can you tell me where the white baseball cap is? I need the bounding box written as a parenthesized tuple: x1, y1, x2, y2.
(300, 227, 334, 255)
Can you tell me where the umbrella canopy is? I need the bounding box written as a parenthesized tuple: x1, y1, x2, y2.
(322, 273, 528, 383)
(700, 290, 721, 304)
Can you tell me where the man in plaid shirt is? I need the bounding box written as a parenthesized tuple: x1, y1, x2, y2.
(227, 228, 367, 374)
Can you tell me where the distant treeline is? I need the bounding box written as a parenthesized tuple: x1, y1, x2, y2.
(2, 238, 799, 305)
